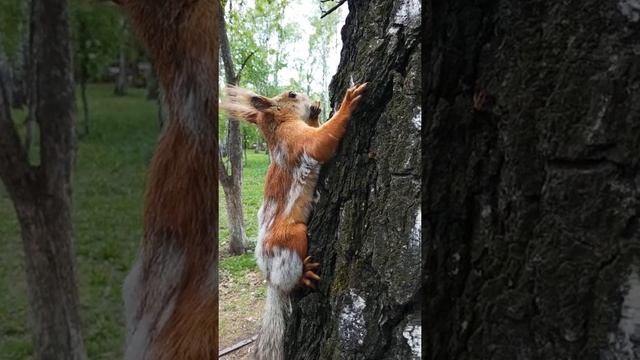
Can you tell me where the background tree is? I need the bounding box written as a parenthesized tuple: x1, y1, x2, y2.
(300, 8, 340, 120)
(70, 0, 120, 136)
(219, 1, 249, 255)
(284, 0, 421, 358)
(425, 1, 640, 359)
(113, 16, 130, 96)
(0, 0, 87, 358)
(219, 0, 297, 254)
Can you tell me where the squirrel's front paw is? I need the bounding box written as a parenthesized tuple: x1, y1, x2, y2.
(338, 83, 368, 116)
(300, 256, 320, 290)
(310, 101, 321, 119)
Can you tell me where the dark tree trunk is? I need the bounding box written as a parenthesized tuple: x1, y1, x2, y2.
(80, 71, 89, 136)
(157, 92, 166, 129)
(219, 7, 247, 255)
(77, 18, 90, 137)
(425, 1, 640, 359)
(146, 63, 159, 100)
(0, 0, 86, 359)
(114, 18, 128, 96)
(284, 0, 421, 359)
(24, 0, 37, 158)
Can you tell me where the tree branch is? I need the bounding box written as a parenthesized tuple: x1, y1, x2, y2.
(236, 51, 256, 83)
(320, 0, 347, 19)
(0, 67, 33, 195)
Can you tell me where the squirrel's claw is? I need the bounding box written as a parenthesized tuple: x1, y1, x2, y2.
(303, 256, 320, 271)
(304, 270, 321, 282)
(301, 256, 321, 289)
(301, 278, 317, 290)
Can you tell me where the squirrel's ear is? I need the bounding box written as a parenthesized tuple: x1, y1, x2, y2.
(250, 96, 275, 111)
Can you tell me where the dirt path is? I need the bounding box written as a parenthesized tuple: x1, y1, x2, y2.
(219, 269, 265, 359)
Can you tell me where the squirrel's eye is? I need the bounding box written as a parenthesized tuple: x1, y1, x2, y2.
(288, 91, 297, 98)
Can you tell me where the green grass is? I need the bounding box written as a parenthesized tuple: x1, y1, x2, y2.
(219, 253, 259, 278)
(0, 84, 158, 359)
(0, 84, 268, 359)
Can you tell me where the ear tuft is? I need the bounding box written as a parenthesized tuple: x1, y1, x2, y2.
(251, 96, 274, 111)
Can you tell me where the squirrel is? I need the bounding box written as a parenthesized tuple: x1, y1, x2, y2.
(221, 82, 368, 360)
(112, 0, 219, 359)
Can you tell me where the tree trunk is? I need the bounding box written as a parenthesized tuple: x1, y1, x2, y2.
(80, 61, 89, 136)
(114, 18, 128, 96)
(16, 196, 86, 360)
(24, 0, 37, 158)
(425, 1, 640, 359)
(157, 92, 166, 129)
(146, 63, 159, 100)
(219, 7, 247, 255)
(284, 1, 422, 359)
(0, 0, 86, 359)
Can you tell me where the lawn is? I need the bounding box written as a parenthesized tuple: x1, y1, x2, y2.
(0, 83, 267, 359)
(0, 84, 157, 359)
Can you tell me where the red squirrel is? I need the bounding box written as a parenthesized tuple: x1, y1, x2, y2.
(221, 83, 367, 360)
(111, 0, 219, 359)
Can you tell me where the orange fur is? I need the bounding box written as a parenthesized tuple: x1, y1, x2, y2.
(117, 0, 219, 358)
(221, 83, 367, 271)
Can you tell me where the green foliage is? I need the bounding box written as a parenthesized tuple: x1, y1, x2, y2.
(70, 1, 128, 82)
(223, 0, 298, 93)
(302, 1, 342, 119)
(220, 0, 301, 147)
(221, 0, 343, 126)
(0, 0, 26, 61)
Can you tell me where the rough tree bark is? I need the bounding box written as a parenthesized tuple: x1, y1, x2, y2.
(219, 6, 247, 255)
(285, 0, 421, 359)
(425, 1, 640, 359)
(0, 0, 87, 359)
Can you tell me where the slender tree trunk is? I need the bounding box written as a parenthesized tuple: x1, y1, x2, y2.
(285, 1, 421, 359)
(80, 71, 89, 136)
(79, 51, 89, 136)
(157, 92, 166, 129)
(425, 1, 640, 359)
(0, 0, 86, 359)
(219, 7, 247, 255)
(114, 18, 128, 96)
(146, 63, 159, 100)
(24, 0, 37, 158)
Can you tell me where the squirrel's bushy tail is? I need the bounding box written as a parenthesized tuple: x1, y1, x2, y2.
(255, 285, 287, 360)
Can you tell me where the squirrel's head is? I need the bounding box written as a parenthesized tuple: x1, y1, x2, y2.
(221, 86, 321, 132)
